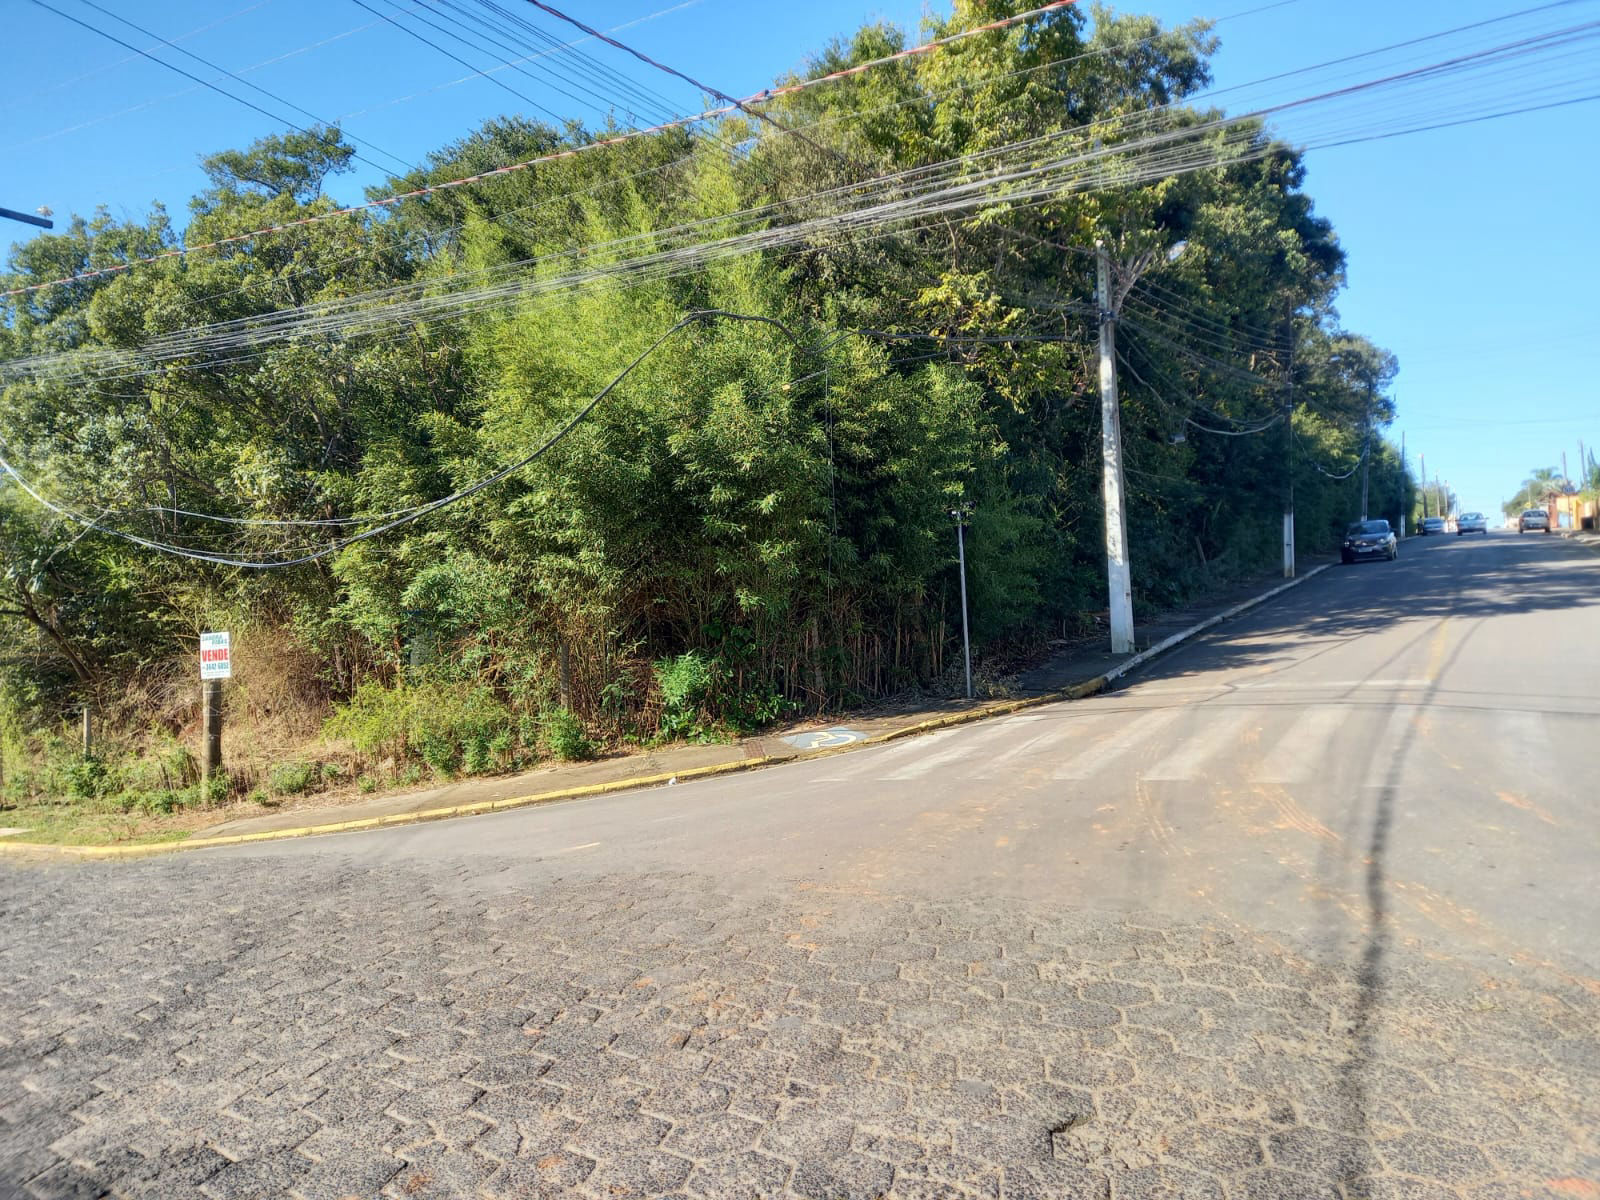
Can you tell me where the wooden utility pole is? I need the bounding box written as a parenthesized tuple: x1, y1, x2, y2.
(201, 681, 222, 790)
(198, 632, 231, 794)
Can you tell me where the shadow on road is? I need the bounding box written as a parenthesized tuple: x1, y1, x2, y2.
(1122, 536, 1598, 692)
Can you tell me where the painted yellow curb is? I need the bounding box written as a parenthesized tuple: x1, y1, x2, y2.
(0, 677, 1110, 862)
(1, 565, 1326, 861)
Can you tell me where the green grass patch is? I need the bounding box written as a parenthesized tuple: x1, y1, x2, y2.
(0, 803, 194, 847)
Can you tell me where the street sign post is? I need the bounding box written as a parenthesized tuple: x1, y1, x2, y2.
(199, 632, 230, 791)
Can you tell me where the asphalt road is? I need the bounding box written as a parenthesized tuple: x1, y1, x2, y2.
(3, 531, 1596, 1199)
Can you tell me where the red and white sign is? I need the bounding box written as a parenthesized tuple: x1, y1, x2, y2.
(200, 631, 232, 680)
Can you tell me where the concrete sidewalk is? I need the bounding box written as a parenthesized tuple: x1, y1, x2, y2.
(170, 555, 1334, 850)
(0, 554, 1333, 858)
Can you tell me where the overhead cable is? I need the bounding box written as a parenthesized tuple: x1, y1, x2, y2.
(24, 0, 410, 178)
(2, 0, 1081, 301)
(0, 310, 796, 568)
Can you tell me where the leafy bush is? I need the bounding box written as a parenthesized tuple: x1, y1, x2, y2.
(326, 681, 514, 777)
(325, 682, 415, 758)
(654, 652, 714, 741)
(541, 708, 594, 761)
(65, 757, 110, 801)
(419, 728, 460, 777)
(201, 769, 230, 806)
(268, 761, 315, 795)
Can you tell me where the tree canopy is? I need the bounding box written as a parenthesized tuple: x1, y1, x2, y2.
(0, 1, 1410, 800)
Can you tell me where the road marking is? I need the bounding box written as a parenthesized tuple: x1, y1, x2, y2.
(966, 716, 1120, 776)
(557, 842, 601, 853)
(1143, 707, 1256, 781)
(811, 728, 967, 782)
(1051, 709, 1183, 780)
(1238, 679, 1433, 690)
(1254, 706, 1348, 783)
(1361, 704, 1420, 788)
(1500, 710, 1558, 793)
(883, 733, 1001, 780)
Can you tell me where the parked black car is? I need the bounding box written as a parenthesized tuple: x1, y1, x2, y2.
(1342, 519, 1398, 564)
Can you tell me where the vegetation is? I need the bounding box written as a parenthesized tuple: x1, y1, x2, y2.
(1503, 467, 1572, 518)
(0, 2, 1411, 818)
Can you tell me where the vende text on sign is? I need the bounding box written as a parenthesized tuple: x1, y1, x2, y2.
(200, 631, 232, 680)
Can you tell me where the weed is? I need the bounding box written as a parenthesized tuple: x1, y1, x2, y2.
(268, 761, 315, 795)
(541, 708, 594, 761)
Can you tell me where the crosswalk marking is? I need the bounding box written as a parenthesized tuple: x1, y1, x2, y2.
(810, 728, 971, 782)
(1500, 708, 1557, 789)
(812, 700, 1440, 789)
(1253, 706, 1349, 783)
(1142, 707, 1256, 781)
(1050, 708, 1184, 780)
(883, 733, 999, 780)
(1361, 704, 1420, 788)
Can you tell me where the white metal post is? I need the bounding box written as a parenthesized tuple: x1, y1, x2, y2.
(1096, 243, 1135, 655)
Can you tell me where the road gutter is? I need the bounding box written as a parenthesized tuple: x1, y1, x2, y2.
(1, 564, 1331, 861)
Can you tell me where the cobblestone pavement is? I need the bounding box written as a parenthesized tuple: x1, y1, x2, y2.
(1, 855, 1595, 1200)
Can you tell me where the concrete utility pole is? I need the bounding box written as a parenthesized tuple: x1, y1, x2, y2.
(1419, 453, 1428, 519)
(1399, 431, 1407, 537)
(1359, 388, 1373, 521)
(1282, 304, 1296, 576)
(951, 507, 974, 701)
(1096, 242, 1135, 655)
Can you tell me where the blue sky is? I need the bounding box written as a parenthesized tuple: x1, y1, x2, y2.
(6, 0, 1598, 517)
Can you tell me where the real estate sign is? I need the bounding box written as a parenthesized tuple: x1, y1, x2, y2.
(200, 631, 232, 680)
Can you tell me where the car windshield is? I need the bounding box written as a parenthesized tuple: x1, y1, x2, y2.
(1347, 521, 1390, 535)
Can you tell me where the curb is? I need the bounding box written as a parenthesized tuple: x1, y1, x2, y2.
(1, 564, 1331, 861)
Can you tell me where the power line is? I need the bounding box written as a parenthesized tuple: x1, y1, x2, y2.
(329, 0, 703, 124)
(0, 310, 797, 568)
(348, 0, 558, 120)
(1, 0, 1084, 302)
(0, 0, 275, 114)
(24, 0, 410, 178)
(6, 3, 1596, 377)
